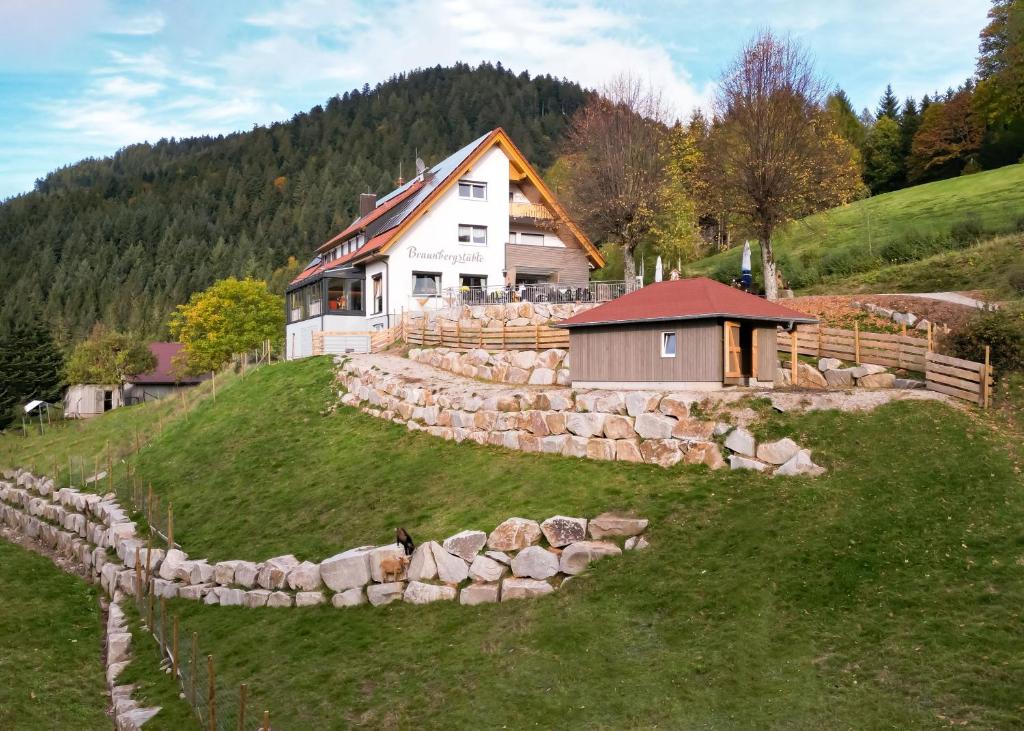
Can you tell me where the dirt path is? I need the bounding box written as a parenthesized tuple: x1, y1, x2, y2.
(879, 292, 994, 309)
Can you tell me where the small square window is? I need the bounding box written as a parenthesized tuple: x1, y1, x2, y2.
(458, 224, 487, 246)
(661, 331, 677, 358)
(458, 181, 487, 200)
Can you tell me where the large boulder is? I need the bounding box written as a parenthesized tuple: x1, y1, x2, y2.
(367, 582, 405, 606)
(469, 554, 508, 583)
(540, 516, 588, 547)
(266, 591, 293, 608)
(511, 546, 560, 579)
(684, 442, 725, 470)
(755, 438, 801, 466)
(857, 372, 896, 388)
(565, 412, 606, 439)
(442, 530, 487, 561)
(639, 439, 683, 468)
(257, 555, 299, 590)
(729, 455, 771, 472)
(528, 368, 556, 386)
(407, 542, 438, 581)
(796, 363, 828, 389)
(369, 544, 409, 583)
(818, 357, 842, 372)
(615, 439, 644, 463)
(585, 438, 616, 461)
(501, 577, 554, 601)
(850, 364, 887, 378)
(295, 591, 326, 607)
(233, 561, 260, 589)
(157, 549, 189, 581)
(588, 512, 649, 538)
(319, 546, 374, 591)
(658, 394, 690, 420)
(460, 582, 500, 605)
(624, 392, 661, 417)
(559, 541, 622, 575)
(189, 561, 216, 586)
(213, 560, 241, 586)
(430, 542, 470, 584)
(602, 415, 636, 440)
(724, 427, 756, 457)
(286, 561, 322, 591)
(634, 413, 676, 439)
(243, 589, 271, 608)
(404, 581, 457, 605)
(823, 369, 855, 388)
(487, 518, 541, 552)
(331, 588, 366, 608)
(775, 449, 826, 477)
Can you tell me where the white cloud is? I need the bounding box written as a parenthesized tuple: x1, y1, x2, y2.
(106, 12, 165, 36)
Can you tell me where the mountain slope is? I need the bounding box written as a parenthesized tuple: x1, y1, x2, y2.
(688, 163, 1024, 292)
(0, 63, 591, 343)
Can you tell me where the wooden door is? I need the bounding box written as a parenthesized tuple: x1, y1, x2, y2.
(724, 321, 743, 379)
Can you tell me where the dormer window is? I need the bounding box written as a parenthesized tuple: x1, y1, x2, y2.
(458, 181, 487, 200)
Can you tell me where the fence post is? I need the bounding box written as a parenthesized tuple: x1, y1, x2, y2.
(455, 321, 460, 349)
(854, 322, 861, 364)
(172, 616, 179, 678)
(238, 683, 248, 731)
(167, 503, 174, 549)
(135, 547, 143, 600)
(790, 329, 798, 384)
(534, 324, 540, 350)
(816, 326, 822, 358)
(983, 345, 991, 409)
(159, 597, 167, 658)
(927, 322, 933, 352)
(208, 655, 217, 731)
(190, 633, 198, 704)
(263, 710, 270, 730)
(147, 483, 153, 526)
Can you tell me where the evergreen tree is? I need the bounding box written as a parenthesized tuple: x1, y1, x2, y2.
(862, 116, 905, 193)
(877, 84, 901, 119)
(0, 319, 65, 429)
(974, 0, 1024, 167)
(826, 89, 867, 148)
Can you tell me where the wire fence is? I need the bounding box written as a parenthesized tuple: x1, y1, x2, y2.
(129, 589, 271, 731)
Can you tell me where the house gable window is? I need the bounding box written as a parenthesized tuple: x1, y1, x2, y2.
(412, 271, 442, 296)
(458, 224, 487, 246)
(458, 180, 487, 200)
(661, 331, 677, 358)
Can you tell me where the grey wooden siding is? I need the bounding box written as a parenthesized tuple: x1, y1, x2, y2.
(570, 320, 723, 383)
(756, 328, 777, 379)
(505, 244, 590, 288)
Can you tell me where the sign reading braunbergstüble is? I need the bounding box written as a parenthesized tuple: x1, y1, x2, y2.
(407, 246, 485, 266)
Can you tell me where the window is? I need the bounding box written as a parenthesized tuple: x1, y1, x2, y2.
(326, 278, 363, 313)
(519, 232, 544, 246)
(372, 274, 383, 314)
(661, 331, 677, 358)
(460, 274, 486, 289)
(412, 272, 442, 296)
(507, 232, 517, 244)
(458, 180, 487, 200)
(458, 224, 487, 246)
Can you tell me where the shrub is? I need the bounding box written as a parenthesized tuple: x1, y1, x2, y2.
(879, 230, 948, 264)
(946, 305, 1024, 373)
(821, 247, 868, 277)
(1007, 263, 1024, 295)
(1014, 215, 1024, 233)
(950, 214, 984, 245)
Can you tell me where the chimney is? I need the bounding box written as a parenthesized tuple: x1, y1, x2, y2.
(359, 193, 377, 217)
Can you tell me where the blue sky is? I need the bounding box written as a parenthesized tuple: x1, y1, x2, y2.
(0, 0, 991, 199)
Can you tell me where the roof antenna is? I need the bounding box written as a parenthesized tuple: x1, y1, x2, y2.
(397, 160, 404, 186)
(415, 148, 425, 178)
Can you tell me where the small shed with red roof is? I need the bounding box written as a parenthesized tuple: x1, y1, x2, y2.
(555, 277, 817, 390)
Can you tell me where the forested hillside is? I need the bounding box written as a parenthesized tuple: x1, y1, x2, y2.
(0, 63, 590, 344)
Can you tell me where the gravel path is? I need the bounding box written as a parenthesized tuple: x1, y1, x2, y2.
(879, 291, 994, 309)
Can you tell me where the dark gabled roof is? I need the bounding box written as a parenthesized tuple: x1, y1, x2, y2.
(556, 277, 818, 329)
(129, 343, 204, 385)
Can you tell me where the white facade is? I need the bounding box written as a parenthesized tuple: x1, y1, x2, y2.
(285, 134, 594, 360)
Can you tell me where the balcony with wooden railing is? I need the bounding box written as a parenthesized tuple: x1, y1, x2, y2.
(509, 201, 554, 221)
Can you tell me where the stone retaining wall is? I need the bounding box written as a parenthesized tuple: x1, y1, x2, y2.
(408, 301, 600, 329)
(0, 469, 647, 611)
(408, 347, 570, 385)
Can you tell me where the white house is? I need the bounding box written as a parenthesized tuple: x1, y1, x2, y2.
(285, 128, 606, 359)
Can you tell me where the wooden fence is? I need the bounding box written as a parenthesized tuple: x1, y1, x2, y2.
(778, 323, 995, 407)
(777, 323, 931, 372)
(403, 320, 569, 350)
(925, 350, 993, 407)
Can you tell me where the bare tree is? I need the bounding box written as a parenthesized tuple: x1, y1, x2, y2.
(707, 31, 863, 298)
(561, 75, 671, 284)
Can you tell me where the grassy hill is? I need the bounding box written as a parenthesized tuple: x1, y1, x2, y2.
(689, 164, 1024, 294)
(3, 357, 1024, 727)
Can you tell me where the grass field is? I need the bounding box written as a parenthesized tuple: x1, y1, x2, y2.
(3, 357, 1024, 728)
(0, 541, 110, 729)
(688, 163, 1024, 293)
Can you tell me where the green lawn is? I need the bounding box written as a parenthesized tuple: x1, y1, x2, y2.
(802, 233, 1024, 296)
(0, 541, 109, 729)
(3, 357, 1024, 728)
(688, 163, 1024, 292)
